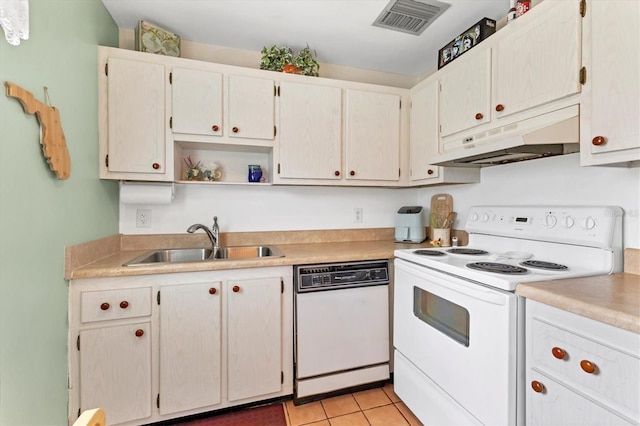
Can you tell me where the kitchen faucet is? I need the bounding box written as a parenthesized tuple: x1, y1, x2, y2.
(187, 216, 220, 250)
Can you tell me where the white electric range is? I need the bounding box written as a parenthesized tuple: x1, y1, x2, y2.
(393, 205, 623, 426)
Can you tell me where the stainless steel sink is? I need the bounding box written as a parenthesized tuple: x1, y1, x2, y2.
(123, 245, 284, 266)
(212, 245, 283, 260)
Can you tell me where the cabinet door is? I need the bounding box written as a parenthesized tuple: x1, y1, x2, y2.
(528, 371, 634, 426)
(278, 82, 342, 179)
(171, 68, 223, 137)
(581, 0, 640, 164)
(107, 57, 166, 175)
(439, 49, 492, 137)
(495, 0, 581, 118)
(344, 90, 400, 181)
(80, 322, 152, 425)
(228, 75, 275, 140)
(159, 282, 222, 415)
(410, 79, 441, 181)
(227, 277, 282, 401)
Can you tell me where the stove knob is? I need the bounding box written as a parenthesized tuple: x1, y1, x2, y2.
(581, 216, 596, 230)
(470, 213, 479, 222)
(543, 214, 557, 228)
(561, 216, 575, 228)
(481, 213, 490, 222)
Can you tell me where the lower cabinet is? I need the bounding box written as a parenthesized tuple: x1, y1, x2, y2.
(525, 300, 640, 426)
(68, 267, 293, 426)
(158, 281, 222, 415)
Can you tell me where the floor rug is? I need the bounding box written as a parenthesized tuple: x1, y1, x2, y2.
(172, 403, 287, 426)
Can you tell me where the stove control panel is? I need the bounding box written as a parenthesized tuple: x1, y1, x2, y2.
(466, 206, 623, 249)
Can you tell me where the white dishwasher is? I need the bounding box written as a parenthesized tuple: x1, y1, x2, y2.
(294, 260, 390, 404)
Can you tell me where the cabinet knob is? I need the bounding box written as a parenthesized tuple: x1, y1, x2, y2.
(592, 136, 607, 146)
(209, 287, 217, 295)
(135, 329, 144, 337)
(212, 125, 219, 132)
(580, 360, 596, 374)
(531, 381, 544, 393)
(334, 171, 340, 177)
(232, 127, 239, 133)
(100, 303, 110, 311)
(495, 104, 505, 112)
(551, 347, 565, 359)
(152, 163, 161, 170)
(119, 301, 129, 309)
(475, 113, 484, 120)
(349, 170, 355, 176)
(232, 285, 240, 293)
(427, 169, 434, 175)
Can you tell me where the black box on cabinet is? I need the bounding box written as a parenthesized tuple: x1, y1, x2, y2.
(438, 18, 496, 69)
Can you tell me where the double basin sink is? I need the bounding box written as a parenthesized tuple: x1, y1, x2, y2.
(124, 245, 284, 266)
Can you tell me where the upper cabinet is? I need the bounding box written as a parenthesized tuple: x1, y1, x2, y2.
(439, 48, 492, 138)
(171, 68, 223, 138)
(409, 76, 480, 186)
(344, 89, 400, 182)
(493, 0, 582, 119)
(227, 75, 276, 142)
(580, 0, 640, 166)
(276, 81, 342, 180)
(99, 54, 173, 182)
(275, 81, 409, 186)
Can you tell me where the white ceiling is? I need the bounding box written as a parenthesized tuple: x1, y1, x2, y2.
(100, 0, 509, 77)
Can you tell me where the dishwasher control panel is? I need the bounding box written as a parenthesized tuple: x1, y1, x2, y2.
(295, 260, 389, 292)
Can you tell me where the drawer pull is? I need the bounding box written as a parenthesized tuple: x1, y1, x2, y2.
(531, 381, 544, 393)
(475, 113, 484, 120)
(349, 170, 355, 176)
(580, 360, 596, 374)
(212, 125, 219, 132)
(100, 303, 110, 311)
(119, 301, 129, 309)
(209, 287, 217, 295)
(334, 170, 340, 177)
(427, 169, 434, 175)
(495, 104, 505, 112)
(135, 329, 144, 337)
(592, 136, 607, 146)
(232, 127, 239, 133)
(232, 285, 240, 293)
(552, 347, 566, 359)
(152, 163, 161, 170)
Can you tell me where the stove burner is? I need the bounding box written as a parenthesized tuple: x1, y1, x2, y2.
(414, 250, 446, 257)
(521, 260, 568, 271)
(467, 262, 529, 275)
(447, 248, 489, 256)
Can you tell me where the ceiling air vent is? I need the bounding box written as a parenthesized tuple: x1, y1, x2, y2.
(373, 0, 451, 35)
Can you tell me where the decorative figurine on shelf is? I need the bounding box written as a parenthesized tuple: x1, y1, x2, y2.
(431, 238, 443, 248)
(184, 155, 201, 181)
(201, 161, 221, 182)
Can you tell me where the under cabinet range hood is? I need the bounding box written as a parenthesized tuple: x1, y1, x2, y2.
(433, 105, 580, 167)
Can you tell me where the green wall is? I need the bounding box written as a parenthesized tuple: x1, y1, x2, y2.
(0, 1, 119, 424)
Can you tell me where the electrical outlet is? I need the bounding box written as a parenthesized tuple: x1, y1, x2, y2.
(136, 209, 152, 228)
(354, 207, 363, 223)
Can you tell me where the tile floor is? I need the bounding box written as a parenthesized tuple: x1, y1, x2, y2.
(282, 383, 422, 426)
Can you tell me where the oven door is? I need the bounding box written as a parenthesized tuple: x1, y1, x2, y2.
(394, 258, 518, 425)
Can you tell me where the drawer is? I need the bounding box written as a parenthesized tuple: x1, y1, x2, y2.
(528, 370, 635, 426)
(531, 317, 640, 418)
(81, 287, 152, 323)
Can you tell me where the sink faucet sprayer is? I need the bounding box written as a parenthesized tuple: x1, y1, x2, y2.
(187, 216, 220, 250)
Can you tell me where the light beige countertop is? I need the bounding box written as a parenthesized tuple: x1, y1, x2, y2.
(65, 228, 461, 280)
(516, 249, 640, 333)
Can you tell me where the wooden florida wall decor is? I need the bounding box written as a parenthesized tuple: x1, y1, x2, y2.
(5, 82, 71, 179)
